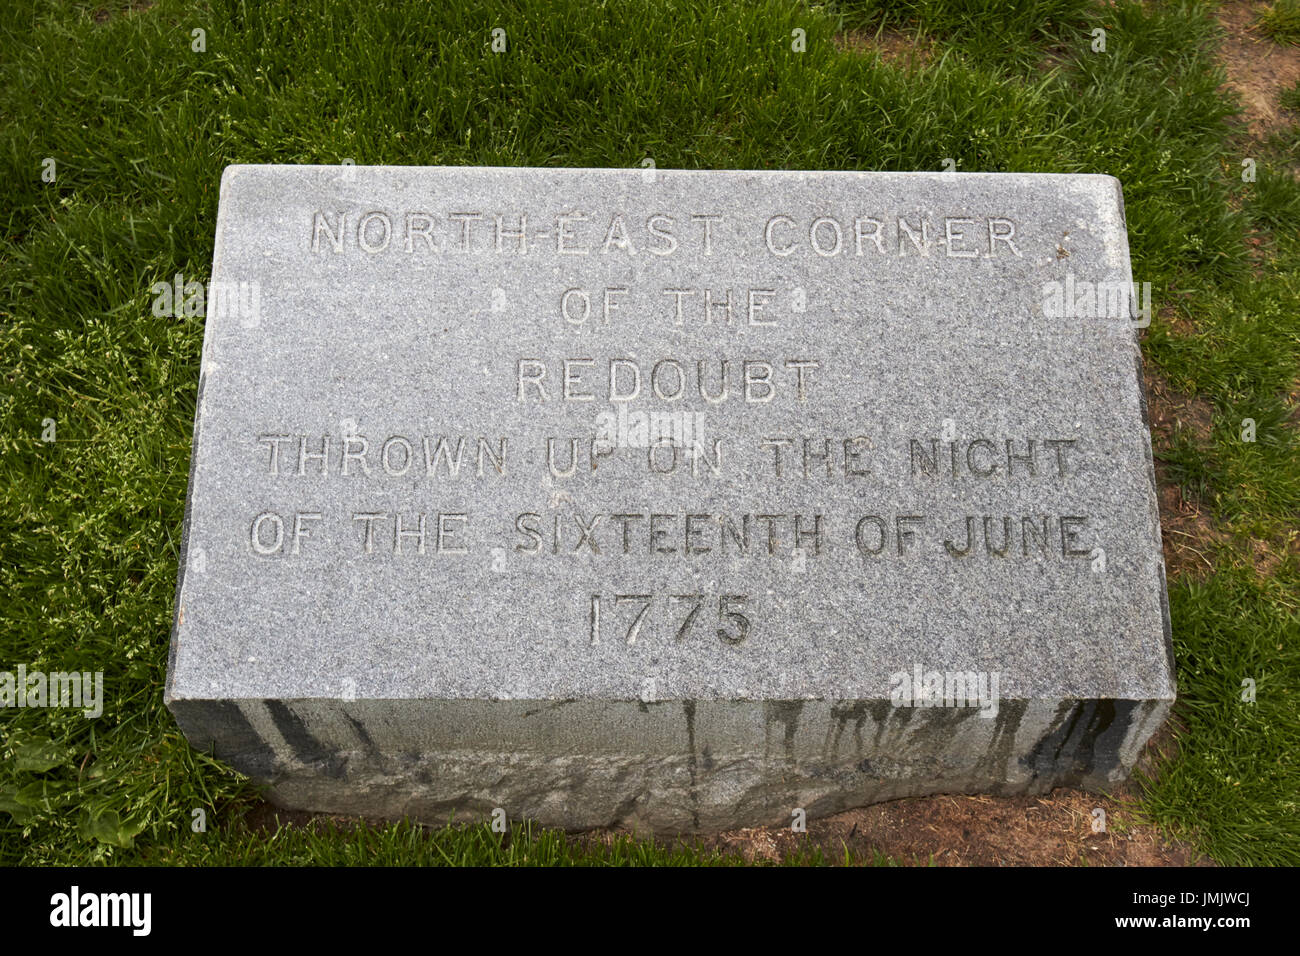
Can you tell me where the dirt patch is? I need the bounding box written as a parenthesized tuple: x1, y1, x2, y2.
(1248, 529, 1300, 576)
(92, 1, 154, 24)
(1155, 472, 1225, 577)
(1216, 1, 1300, 139)
(1155, 303, 1200, 339)
(835, 27, 936, 69)
(691, 786, 1207, 866)
(1145, 365, 1215, 446)
(1144, 367, 1227, 577)
(242, 802, 324, 833)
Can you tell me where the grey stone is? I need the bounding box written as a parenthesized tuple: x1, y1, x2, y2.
(166, 165, 1174, 832)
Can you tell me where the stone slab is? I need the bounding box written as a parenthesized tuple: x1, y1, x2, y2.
(165, 165, 1175, 832)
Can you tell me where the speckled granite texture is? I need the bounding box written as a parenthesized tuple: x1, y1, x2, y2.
(166, 166, 1173, 831)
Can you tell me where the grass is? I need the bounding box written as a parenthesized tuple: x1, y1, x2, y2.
(1258, 0, 1300, 44)
(1283, 78, 1300, 112)
(1, 0, 1297, 865)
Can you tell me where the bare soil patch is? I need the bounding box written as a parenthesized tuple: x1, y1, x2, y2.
(835, 27, 936, 69)
(1216, 1, 1300, 139)
(1144, 366, 1228, 578)
(693, 783, 1207, 866)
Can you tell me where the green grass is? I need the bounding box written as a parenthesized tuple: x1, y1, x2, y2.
(1258, 0, 1300, 44)
(1135, 565, 1300, 866)
(11, 809, 889, 865)
(108, 818, 794, 866)
(1, 0, 1297, 865)
(1283, 79, 1300, 112)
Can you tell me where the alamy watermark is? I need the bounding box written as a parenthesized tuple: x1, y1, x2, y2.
(50, 886, 150, 935)
(889, 663, 1000, 717)
(151, 273, 261, 326)
(1, 665, 103, 718)
(594, 405, 709, 453)
(1042, 271, 1151, 327)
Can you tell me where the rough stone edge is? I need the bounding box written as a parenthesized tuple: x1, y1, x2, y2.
(1107, 174, 1179, 696)
(170, 695, 1173, 833)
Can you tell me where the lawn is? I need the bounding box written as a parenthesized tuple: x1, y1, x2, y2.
(1, 0, 1296, 865)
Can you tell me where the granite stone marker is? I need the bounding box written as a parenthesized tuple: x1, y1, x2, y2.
(165, 165, 1174, 832)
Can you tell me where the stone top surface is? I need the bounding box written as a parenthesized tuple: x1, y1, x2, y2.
(165, 165, 1173, 704)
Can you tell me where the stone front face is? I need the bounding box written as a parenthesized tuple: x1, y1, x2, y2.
(165, 165, 1174, 832)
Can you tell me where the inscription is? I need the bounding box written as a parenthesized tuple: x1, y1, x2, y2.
(215, 180, 1127, 659)
(310, 209, 1025, 259)
(515, 358, 820, 404)
(589, 593, 752, 646)
(514, 512, 824, 557)
(244, 507, 1098, 564)
(257, 434, 507, 478)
